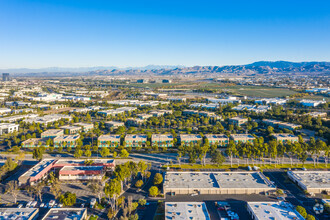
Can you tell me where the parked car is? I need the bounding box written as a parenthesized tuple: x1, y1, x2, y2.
(48, 200, 56, 207)
(40, 203, 45, 208)
(58, 204, 63, 208)
(17, 204, 23, 208)
(26, 201, 32, 208)
(31, 201, 37, 208)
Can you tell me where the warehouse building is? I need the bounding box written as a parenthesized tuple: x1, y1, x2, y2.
(247, 202, 304, 220)
(0, 208, 39, 220)
(287, 171, 330, 193)
(42, 208, 87, 220)
(165, 202, 210, 220)
(164, 172, 275, 195)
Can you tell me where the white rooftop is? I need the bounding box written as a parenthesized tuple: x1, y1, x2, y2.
(248, 202, 304, 220)
(288, 171, 330, 189)
(165, 202, 210, 220)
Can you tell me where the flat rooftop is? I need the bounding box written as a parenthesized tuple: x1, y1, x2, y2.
(98, 134, 121, 140)
(54, 135, 80, 141)
(165, 202, 210, 220)
(0, 208, 38, 220)
(230, 134, 255, 139)
(288, 171, 330, 189)
(273, 133, 297, 138)
(42, 208, 87, 220)
(248, 202, 304, 220)
(21, 159, 55, 177)
(60, 166, 103, 172)
(55, 159, 114, 166)
(205, 134, 228, 140)
(164, 172, 275, 190)
(41, 129, 63, 135)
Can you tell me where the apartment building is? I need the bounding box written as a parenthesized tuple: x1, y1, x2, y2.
(98, 135, 121, 147)
(54, 135, 80, 148)
(205, 134, 229, 147)
(125, 134, 147, 147)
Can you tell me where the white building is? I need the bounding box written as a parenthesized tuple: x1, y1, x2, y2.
(0, 123, 19, 135)
(300, 99, 326, 107)
(287, 171, 330, 193)
(165, 202, 210, 220)
(247, 202, 304, 220)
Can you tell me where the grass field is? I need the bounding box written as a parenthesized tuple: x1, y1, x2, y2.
(165, 163, 329, 170)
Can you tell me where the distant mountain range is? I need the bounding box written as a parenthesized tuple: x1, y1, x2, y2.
(2, 61, 330, 76)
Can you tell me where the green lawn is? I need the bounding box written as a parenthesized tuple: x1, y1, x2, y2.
(165, 163, 329, 170)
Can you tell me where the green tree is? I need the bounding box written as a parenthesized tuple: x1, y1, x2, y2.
(74, 149, 83, 158)
(149, 186, 159, 197)
(211, 150, 225, 167)
(32, 148, 44, 161)
(84, 150, 92, 157)
(135, 180, 143, 188)
(295, 206, 307, 219)
(100, 147, 110, 157)
(138, 198, 147, 206)
(153, 173, 163, 185)
(59, 192, 76, 206)
(120, 149, 129, 158)
(306, 214, 315, 220)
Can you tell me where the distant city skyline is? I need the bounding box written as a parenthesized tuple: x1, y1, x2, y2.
(1, 0, 330, 68)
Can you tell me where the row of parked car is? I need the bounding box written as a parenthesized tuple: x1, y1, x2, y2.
(17, 200, 63, 209)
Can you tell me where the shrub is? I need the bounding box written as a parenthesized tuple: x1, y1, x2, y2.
(295, 206, 307, 219)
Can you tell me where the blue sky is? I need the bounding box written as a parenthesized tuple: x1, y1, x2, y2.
(1, 0, 330, 68)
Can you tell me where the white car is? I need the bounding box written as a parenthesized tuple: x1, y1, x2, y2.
(58, 204, 63, 208)
(17, 204, 23, 208)
(26, 201, 32, 208)
(40, 203, 45, 208)
(31, 201, 37, 207)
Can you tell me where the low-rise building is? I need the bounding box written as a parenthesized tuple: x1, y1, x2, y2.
(287, 171, 330, 193)
(305, 112, 327, 118)
(41, 129, 64, 139)
(60, 125, 82, 134)
(205, 134, 229, 147)
(230, 134, 256, 144)
(164, 172, 275, 195)
(59, 166, 105, 181)
(0, 108, 12, 115)
(151, 134, 174, 147)
(74, 123, 94, 132)
(125, 134, 147, 147)
(263, 119, 302, 130)
(149, 110, 173, 117)
(0, 123, 19, 135)
(42, 208, 87, 220)
(300, 99, 326, 107)
(54, 135, 80, 148)
(137, 113, 153, 119)
(247, 202, 304, 220)
(18, 159, 56, 186)
(182, 110, 198, 116)
(229, 117, 248, 126)
(21, 138, 49, 148)
(272, 133, 299, 143)
(126, 118, 145, 127)
(179, 134, 203, 145)
(105, 121, 125, 128)
(0, 208, 39, 220)
(190, 103, 219, 110)
(165, 202, 210, 220)
(98, 135, 121, 147)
